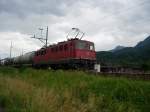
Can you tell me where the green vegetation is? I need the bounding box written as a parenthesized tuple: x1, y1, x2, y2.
(0, 67, 150, 112)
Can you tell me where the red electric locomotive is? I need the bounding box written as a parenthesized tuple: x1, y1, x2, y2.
(33, 38, 96, 69)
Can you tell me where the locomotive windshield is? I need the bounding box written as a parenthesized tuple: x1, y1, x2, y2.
(76, 41, 95, 51)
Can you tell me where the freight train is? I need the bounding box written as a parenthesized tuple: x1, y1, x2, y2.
(1, 38, 96, 69)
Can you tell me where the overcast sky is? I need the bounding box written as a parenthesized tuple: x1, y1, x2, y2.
(0, 0, 150, 58)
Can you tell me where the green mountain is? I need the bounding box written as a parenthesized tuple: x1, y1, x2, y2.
(96, 36, 150, 69)
(110, 45, 125, 52)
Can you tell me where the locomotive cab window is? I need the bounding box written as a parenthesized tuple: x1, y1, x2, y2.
(76, 41, 95, 51)
(90, 45, 94, 50)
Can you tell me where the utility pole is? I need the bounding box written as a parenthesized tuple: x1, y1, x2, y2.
(46, 26, 48, 47)
(31, 26, 49, 48)
(10, 41, 13, 58)
(21, 49, 24, 56)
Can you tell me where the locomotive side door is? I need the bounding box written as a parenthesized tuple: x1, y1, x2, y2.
(69, 42, 74, 58)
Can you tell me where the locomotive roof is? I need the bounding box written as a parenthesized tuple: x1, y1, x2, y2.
(39, 38, 94, 51)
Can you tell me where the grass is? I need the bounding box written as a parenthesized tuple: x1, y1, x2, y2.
(0, 67, 149, 112)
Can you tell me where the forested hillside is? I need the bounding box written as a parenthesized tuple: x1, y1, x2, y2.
(96, 36, 150, 69)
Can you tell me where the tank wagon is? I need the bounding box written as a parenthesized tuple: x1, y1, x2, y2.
(3, 38, 96, 69)
(13, 52, 35, 65)
(3, 58, 13, 66)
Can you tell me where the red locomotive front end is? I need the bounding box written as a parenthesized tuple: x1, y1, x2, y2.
(74, 39, 96, 60)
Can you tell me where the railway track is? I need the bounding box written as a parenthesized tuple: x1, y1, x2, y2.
(91, 72, 150, 80)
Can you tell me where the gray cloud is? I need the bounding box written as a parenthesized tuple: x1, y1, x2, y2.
(0, 0, 150, 58)
(0, 0, 71, 17)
